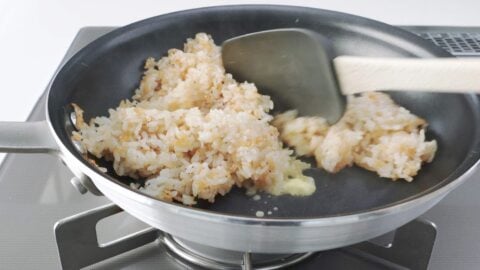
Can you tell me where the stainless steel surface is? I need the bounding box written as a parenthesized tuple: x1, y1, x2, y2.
(163, 234, 313, 269)
(401, 26, 480, 57)
(420, 32, 480, 55)
(162, 233, 238, 269)
(1, 26, 480, 269)
(222, 28, 345, 123)
(70, 176, 88, 194)
(242, 253, 252, 270)
(70, 174, 103, 196)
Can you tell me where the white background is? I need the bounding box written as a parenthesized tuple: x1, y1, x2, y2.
(1, 0, 479, 122)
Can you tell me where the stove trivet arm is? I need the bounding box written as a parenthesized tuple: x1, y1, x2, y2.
(54, 203, 159, 270)
(348, 218, 437, 270)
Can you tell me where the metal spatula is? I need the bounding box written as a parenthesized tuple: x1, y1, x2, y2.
(222, 28, 480, 123)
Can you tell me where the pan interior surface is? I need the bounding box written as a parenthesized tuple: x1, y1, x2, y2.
(48, 6, 480, 219)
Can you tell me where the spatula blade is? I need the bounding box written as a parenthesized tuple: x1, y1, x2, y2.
(222, 28, 345, 123)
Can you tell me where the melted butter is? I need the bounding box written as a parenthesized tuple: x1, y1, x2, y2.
(282, 177, 316, 196)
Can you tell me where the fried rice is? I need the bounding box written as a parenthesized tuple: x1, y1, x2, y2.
(72, 33, 315, 205)
(273, 92, 437, 181)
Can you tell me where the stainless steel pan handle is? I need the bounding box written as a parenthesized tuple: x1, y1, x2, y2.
(0, 120, 58, 153)
(0, 120, 103, 195)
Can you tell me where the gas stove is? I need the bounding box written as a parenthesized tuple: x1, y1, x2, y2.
(1, 26, 480, 270)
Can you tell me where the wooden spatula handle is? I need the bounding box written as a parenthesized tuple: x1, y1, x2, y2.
(333, 56, 480, 95)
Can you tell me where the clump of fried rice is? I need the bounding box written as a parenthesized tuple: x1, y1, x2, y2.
(72, 33, 315, 205)
(272, 92, 437, 181)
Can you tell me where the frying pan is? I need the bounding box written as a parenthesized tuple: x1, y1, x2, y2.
(1, 5, 480, 253)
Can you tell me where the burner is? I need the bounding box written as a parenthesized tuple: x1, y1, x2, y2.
(54, 203, 436, 270)
(161, 233, 313, 270)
